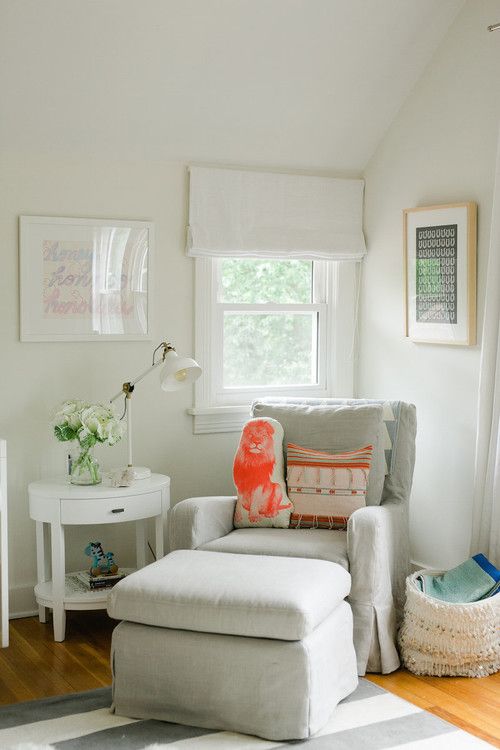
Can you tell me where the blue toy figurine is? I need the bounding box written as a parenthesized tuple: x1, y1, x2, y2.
(84, 541, 119, 576)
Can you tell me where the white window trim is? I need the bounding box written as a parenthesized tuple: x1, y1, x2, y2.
(188, 258, 358, 434)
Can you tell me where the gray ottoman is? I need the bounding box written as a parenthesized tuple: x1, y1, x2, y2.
(108, 550, 358, 741)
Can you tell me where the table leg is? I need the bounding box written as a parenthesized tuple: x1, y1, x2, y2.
(35, 522, 50, 624)
(135, 520, 147, 569)
(50, 522, 66, 642)
(155, 515, 164, 560)
(0, 504, 8, 647)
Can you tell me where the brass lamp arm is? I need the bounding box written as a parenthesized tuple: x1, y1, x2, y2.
(107, 338, 200, 479)
(109, 342, 175, 404)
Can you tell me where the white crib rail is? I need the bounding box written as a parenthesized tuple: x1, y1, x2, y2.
(0, 439, 8, 647)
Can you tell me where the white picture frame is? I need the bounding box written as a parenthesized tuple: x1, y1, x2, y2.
(20, 216, 153, 342)
(403, 203, 476, 346)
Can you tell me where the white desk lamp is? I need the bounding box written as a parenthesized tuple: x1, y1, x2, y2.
(110, 340, 201, 480)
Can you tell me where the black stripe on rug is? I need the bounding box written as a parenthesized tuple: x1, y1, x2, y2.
(0, 687, 112, 730)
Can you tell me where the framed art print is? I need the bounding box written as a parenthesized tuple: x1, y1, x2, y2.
(403, 202, 476, 345)
(20, 216, 153, 342)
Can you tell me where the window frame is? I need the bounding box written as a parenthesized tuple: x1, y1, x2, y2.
(189, 257, 357, 434)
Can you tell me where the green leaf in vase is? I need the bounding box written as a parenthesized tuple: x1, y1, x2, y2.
(54, 424, 77, 442)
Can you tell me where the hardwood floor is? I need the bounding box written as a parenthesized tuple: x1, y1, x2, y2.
(366, 670, 500, 748)
(0, 612, 499, 747)
(0, 612, 113, 704)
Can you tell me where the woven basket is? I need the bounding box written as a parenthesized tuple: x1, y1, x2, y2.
(398, 570, 500, 677)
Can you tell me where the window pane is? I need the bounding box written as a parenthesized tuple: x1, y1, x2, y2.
(223, 312, 318, 387)
(219, 259, 312, 303)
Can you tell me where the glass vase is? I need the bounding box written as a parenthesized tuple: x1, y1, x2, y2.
(70, 445, 101, 485)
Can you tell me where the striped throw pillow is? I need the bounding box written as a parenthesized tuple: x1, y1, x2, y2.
(287, 443, 373, 529)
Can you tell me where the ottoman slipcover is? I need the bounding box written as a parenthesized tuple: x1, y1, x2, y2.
(109, 550, 358, 740)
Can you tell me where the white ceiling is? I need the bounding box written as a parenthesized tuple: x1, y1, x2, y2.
(1, 0, 465, 172)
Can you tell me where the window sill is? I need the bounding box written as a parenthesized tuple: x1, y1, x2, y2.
(187, 406, 251, 434)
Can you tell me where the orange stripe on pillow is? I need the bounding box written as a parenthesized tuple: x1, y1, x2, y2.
(288, 443, 373, 457)
(286, 442, 373, 530)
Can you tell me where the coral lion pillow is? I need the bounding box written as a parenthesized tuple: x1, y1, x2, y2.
(287, 442, 373, 529)
(233, 418, 292, 528)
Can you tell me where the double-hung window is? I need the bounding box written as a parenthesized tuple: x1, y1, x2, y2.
(186, 167, 366, 433)
(217, 258, 327, 396)
(191, 257, 357, 432)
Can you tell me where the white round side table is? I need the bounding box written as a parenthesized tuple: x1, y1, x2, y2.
(29, 474, 170, 642)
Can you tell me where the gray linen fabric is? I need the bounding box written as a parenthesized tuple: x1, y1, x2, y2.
(168, 399, 417, 676)
(168, 495, 236, 551)
(201, 527, 348, 568)
(348, 503, 400, 673)
(111, 601, 358, 741)
(108, 549, 351, 641)
(252, 401, 385, 506)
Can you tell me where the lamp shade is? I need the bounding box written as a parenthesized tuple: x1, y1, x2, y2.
(160, 349, 202, 392)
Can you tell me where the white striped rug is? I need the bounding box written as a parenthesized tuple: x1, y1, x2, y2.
(0, 679, 493, 750)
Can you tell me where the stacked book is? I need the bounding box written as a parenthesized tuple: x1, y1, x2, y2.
(76, 570, 126, 590)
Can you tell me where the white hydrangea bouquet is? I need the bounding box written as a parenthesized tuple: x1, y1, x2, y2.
(53, 399, 124, 485)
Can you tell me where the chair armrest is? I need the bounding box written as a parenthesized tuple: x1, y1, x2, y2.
(347, 502, 409, 674)
(169, 496, 236, 551)
(348, 504, 395, 604)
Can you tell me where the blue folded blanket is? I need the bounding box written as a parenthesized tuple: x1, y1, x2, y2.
(416, 554, 500, 603)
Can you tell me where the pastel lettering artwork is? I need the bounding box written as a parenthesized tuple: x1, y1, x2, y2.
(43, 288, 135, 317)
(42, 241, 134, 318)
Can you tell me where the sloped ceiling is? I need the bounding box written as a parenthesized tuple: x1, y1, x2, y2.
(1, 0, 465, 172)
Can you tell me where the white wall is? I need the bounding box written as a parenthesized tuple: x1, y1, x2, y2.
(1, 156, 243, 614)
(0, 0, 463, 173)
(0, 0, 483, 615)
(358, 0, 500, 569)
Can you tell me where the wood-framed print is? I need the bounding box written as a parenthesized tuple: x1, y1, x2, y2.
(403, 202, 476, 345)
(20, 216, 153, 342)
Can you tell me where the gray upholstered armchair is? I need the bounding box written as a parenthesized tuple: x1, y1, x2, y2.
(169, 398, 416, 675)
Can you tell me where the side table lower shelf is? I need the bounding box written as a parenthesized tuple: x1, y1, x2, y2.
(34, 568, 135, 611)
(29, 473, 170, 641)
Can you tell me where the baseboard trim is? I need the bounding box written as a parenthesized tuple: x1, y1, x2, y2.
(9, 582, 37, 620)
(10, 609, 38, 620)
(410, 560, 432, 573)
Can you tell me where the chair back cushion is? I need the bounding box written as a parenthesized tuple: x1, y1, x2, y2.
(252, 398, 417, 507)
(252, 401, 385, 506)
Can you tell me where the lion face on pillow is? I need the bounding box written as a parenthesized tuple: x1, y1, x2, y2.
(233, 418, 291, 526)
(234, 419, 275, 479)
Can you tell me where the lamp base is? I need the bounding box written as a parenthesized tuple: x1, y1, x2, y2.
(130, 466, 152, 480)
(108, 466, 151, 485)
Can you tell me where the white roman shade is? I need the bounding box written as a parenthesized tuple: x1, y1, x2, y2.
(186, 166, 366, 261)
